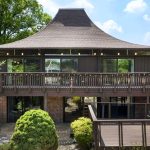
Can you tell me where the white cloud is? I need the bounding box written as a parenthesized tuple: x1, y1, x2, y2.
(124, 0, 147, 13)
(144, 32, 150, 44)
(37, 0, 60, 17)
(95, 20, 123, 34)
(143, 14, 150, 21)
(37, 0, 94, 17)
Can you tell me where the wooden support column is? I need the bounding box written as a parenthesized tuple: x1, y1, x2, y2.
(44, 94, 48, 111)
(127, 97, 131, 119)
(147, 96, 149, 104)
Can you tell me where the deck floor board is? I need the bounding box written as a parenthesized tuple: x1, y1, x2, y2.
(99, 124, 150, 147)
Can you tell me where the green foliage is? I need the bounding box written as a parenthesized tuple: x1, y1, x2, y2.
(0, 0, 51, 44)
(10, 109, 58, 150)
(72, 96, 81, 104)
(71, 117, 93, 150)
(118, 59, 129, 73)
(0, 143, 10, 150)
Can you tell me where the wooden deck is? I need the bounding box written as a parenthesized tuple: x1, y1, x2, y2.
(0, 72, 150, 96)
(88, 105, 150, 149)
(99, 124, 150, 147)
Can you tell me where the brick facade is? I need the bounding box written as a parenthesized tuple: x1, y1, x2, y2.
(0, 96, 7, 123)
(47, 97, 63, 123)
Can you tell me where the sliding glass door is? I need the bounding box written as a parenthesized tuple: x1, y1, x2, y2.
(7, 96, 44, 122)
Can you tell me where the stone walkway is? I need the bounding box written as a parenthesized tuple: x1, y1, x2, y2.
(0, 123, 79, 150)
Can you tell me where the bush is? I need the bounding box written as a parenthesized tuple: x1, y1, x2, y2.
(72, 96, 81, 104)
(10, 109, 58, 150)
(71, 117, 93, 150)
(0, 143, 10, 150)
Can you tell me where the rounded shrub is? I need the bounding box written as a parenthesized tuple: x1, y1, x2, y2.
(10, 109, 58, 150)
(71, 117, 93, 150)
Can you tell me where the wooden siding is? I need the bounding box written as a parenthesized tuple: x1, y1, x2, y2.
(135, 57, 150, 72)
(78, 57, 98, 72)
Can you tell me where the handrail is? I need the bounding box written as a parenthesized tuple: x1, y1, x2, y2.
(88, 104, 150, 149)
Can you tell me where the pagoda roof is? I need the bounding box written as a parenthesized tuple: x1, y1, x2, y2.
(0, 8, 149, 50)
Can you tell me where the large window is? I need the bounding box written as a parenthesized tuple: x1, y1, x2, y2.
(45, 58, 78, 72)
(61, 59, 78, 72)
(45, 59, 60, 72)
(24, 58, 41, 72)
(0, 59, 7, 72)
(103, 59, 134, 73)
(7, 59, 24, 72)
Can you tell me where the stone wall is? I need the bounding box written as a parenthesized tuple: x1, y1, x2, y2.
(0, 96, 7, 123)
(47, 97, 63, 123)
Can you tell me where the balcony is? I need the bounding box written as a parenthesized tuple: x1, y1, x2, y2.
(0, 72, 150, 96)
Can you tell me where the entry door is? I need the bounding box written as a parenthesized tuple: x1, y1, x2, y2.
(7, 96, 44, 122)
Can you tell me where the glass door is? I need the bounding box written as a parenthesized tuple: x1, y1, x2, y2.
(7, 96, 44, 122)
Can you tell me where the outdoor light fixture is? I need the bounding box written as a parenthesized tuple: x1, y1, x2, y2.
(78, 53, 80, 55)
(100, 53, 103, 56)
(117, 53, 120, 56)
(38, 53, 41, 56)
(6, 52, 9, 56)
(135, 52, 138, 56)
(94, 53, 96, 56)
(61, 53, 63, 55)
(21, 53, 24, 56)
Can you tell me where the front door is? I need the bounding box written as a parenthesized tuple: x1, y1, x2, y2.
(7, 96, 44, 122)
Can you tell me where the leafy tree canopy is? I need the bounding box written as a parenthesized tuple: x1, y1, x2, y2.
(0, 0, 51, 44)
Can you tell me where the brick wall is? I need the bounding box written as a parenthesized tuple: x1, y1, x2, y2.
(0, 96, 7, 123)
(47, 97, 63, 123)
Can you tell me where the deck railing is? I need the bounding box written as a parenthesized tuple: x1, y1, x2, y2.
(88, 105, 150, 149)
(0, 72, 150, 88)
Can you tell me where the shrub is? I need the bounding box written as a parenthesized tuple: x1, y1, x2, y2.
(0, 143, 10, 150)
(10, 109, 58, 150)
(72, 96, 81, 104)
(71, 117, 93, 150)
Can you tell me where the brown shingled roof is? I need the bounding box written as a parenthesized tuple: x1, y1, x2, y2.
(0, 8, 149, 50)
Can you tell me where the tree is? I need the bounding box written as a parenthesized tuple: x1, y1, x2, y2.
(0, 0, 51, 44)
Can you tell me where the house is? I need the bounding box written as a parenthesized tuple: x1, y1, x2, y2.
(0, 9, 150, 125)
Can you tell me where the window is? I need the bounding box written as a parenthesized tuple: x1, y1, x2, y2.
(61, 59, 78, 72)
(103, 59, 134, 73)
(0, 59, 7, 72)
(24, 58, 41, 72)
(7, 59, 24, 73)
(45, 59, 60, 72)
(103, 59, 117, 72)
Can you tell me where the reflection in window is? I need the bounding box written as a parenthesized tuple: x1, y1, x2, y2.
(61, 59, 78, 72)
(103, 59, 117, 72)
(7, 59, 24, 72)
(118, 59, 134, 73)
(24, 58, 41, 72)
(103, 59, 134, 73)
(0, 59, 7, 72)
(45, 59, 60, 72)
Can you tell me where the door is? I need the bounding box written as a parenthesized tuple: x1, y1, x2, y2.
(7, 96, 44, 122)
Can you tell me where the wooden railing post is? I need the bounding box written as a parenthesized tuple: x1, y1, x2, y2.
(118, 121, 123, 148)
(93, 121, 99, 150)
(142, 121, 147, 149)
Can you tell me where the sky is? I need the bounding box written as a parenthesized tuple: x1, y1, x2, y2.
(37, 0, 150, 46)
